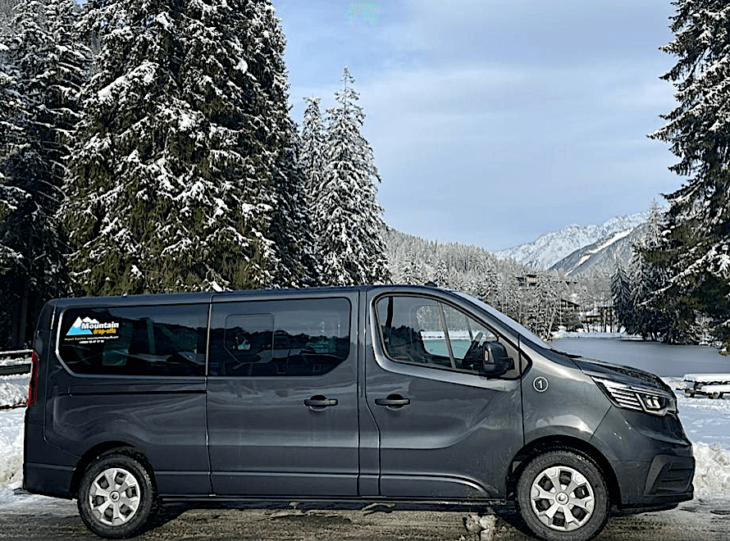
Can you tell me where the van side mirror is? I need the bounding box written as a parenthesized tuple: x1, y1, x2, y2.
(481, 341, 514, 377)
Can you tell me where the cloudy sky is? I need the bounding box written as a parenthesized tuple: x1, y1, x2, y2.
(273, 0, 681, 251)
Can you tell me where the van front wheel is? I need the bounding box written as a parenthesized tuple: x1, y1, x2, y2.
(516, 450, 610, 541)
(77, 452, 155, 539)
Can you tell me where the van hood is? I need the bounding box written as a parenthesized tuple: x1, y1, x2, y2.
(572, 357, 673, 394)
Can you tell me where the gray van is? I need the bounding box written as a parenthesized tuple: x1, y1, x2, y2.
(24, 285, 694, 541)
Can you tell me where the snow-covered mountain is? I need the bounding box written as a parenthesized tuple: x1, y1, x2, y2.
(494, 211, 650, 269)
(550, 223, 648, 276)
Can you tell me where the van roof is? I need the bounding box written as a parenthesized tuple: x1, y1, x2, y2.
(48, 284, 447, 309)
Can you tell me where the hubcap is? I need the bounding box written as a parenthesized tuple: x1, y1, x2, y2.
(89, 467, 141, 526)
(530, 465, 595, 532)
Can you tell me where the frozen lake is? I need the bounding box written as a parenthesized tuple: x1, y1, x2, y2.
(551, 337, 730, 377)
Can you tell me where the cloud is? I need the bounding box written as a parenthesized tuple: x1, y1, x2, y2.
(281, 0, 681, 251)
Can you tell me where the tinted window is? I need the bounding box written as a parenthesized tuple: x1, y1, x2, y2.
(376, 295, 511, 374)
(58, 304, 207, 376)
(211, 298, 351, 377)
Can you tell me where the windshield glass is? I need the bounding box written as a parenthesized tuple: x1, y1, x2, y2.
(455, 292, 551, 350)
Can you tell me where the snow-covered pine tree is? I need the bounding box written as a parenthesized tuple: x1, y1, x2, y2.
(433, 259, 450, 288)
(611, 262, 634, 333)
(400, 249, 422, 285)
(0, 0, 17, 36)
(316, 67, 389, 286)
(0, 0, 88, 348)
(252, 3, 319, 287)
(631, 203, 671, 340)
(63, 0, 291, 296)
(301, 96, 326, 208)
(270, 130, 321, 287)
(646, 0, 730, 346)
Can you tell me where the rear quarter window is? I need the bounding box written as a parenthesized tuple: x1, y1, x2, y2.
(57, 304, 208, 376)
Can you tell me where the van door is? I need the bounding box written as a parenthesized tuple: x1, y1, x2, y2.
(206, 293, 359, 496)
(364, 291, 524, 500)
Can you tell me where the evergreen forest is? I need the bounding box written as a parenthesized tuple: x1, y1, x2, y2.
(1, 0, 729, 353)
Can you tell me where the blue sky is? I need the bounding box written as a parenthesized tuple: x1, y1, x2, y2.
(274, 0, 681, 251)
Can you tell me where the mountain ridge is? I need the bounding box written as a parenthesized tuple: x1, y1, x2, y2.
(494, 211, 650, 270)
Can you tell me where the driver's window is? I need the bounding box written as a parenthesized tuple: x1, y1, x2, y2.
(376, 296, 452, 368)
(441, 305, 497, 371)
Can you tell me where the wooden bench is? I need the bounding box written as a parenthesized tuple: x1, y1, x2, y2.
(680, 373, 730, 399)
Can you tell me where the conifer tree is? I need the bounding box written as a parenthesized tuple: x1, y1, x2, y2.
(0, 0, 19, 36)
(316, 68, 389, 286)
(611, 263, 634, 333)
(301, 96, 326, 207)
(646, 0, 730, 345)
(433, 259, 449, 288)
(63, 0, 290, 295)
(632, 202, 671, 340)
(400, 249, 422, 285)
(0, 0, 87, 348)
(253, 4, 319, 287)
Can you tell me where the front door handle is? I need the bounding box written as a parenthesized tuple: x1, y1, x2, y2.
(304, 396, 338, 409)
(375, 394, 410, 408)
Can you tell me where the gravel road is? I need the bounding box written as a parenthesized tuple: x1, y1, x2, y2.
(0, 496, 727, 541)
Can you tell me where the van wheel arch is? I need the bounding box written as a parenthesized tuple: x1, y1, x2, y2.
(71, 443, 156, 500)
(507, 437, 620, 506)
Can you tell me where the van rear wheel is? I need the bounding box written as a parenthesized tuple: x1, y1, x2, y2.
(78, 452, 155, 539)
(516, 450, 610, 541)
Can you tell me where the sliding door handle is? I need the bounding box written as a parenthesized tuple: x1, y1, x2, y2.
(375, 394, 410, 408)
(304, 396, 338, 409)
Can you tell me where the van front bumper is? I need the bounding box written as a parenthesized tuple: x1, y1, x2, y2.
(590, 406, 694, 509)
(610, 453, 694, 510)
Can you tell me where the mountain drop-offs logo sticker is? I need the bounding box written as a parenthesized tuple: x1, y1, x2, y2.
(346, 0, 381, 26)
(65, 316, 120, 343)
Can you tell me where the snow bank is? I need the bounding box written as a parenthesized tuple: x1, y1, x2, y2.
(0, 408, 24, 503)
(693, 442, 730, 497)
(0, 375, 28, 409)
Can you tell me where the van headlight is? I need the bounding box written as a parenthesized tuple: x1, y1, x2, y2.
(592, 378, 677, 416)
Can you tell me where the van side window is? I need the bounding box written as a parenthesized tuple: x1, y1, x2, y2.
(376, 296, 512, 375)
(211, 298, 351, 377)
(441, 304, 498, 371)
(58, 305, 207, 376)
(224, 315, 274, 370)
(376, 296, 452, 368)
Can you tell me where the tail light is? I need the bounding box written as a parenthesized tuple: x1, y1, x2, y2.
(28, 350, 39, 407)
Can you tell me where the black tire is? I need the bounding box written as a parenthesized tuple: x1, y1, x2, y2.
(77, 452, 156, 539)
(516, 450, 610, 541)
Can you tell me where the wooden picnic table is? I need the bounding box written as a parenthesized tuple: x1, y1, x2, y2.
(680, 373, 730, 399)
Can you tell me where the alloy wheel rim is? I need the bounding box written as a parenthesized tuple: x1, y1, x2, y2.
(89, 467, 141, 526)
(529, 465, 595, 531)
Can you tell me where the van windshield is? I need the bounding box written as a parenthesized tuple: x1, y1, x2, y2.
(455, 292, 551, 350)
